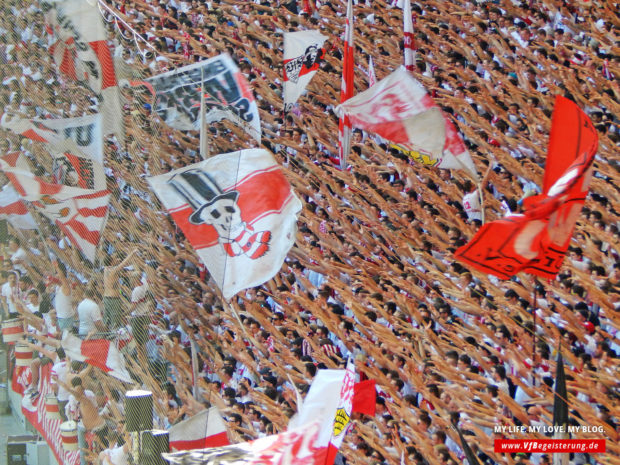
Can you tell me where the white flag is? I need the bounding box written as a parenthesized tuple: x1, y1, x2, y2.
(148, 149, 301, 300)
(368, 56, 377, 88)
(166, 368, 357, 465)
(39, 114, 104, 164)
(283, 30, 327, 111)
(0, 114, 106, 190)
(335, 67, 478, 179)
(169, 408, 229, 451)
(61, 333, 132, 383)
(43, 0, 124, 142)
(148, 54, 261, 142)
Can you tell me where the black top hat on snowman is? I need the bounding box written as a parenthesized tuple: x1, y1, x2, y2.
(168, 169, 239, 225)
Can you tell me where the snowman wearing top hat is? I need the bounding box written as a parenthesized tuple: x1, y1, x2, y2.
(168, 169, 270, 259)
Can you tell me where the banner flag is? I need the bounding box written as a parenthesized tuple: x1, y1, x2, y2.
(148, 149, 301, 300)
(148, 54, 261, 142)
(166, 367, 374, 465)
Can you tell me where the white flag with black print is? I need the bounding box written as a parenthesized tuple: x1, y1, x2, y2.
(283, 30, 327, 111)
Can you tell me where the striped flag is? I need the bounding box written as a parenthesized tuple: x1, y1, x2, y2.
(44, 0, 124, 142)
(338, 0, 354, 170)
(403, 0, 416, 71)
(61, 333, 132, 383)
(169, 408, 230, 451)
(0, 160, 109, 262)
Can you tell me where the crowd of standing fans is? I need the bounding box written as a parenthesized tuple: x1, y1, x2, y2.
(0, 0, 618, 464)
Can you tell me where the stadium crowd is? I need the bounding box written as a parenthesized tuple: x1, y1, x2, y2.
(0, 0, 618, 464)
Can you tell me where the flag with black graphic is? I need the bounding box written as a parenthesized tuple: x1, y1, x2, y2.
(148, 54, 261, 142)
(283, 30, 327, 111)
(148, 149, 300, 299)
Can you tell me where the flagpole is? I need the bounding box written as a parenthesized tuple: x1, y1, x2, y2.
(477, 183, 485, 224)
(199, 66, 209, 159)
(531, 281, 538, 364)
(338, 0, 354, 171)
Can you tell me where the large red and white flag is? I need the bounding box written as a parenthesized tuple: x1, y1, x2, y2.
(455, 96, 598, 279)
(169, 408, 230, 451)
(403, 0, 416, 71)
(148, 149, 302, 300)
(165, 367, 375, 465)
(334, 67, 478, 179)
(61, 333, 132, 383)
(0, 161, 109, 262)
(0, 184, 37, 230)
(44, 0, 124, 142)
(283, 30, 327, 111)
(338, 0, 355, 170)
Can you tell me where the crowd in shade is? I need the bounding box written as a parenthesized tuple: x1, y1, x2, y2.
(0, 0, 618, 464)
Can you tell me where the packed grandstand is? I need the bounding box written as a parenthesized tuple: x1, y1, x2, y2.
(0, 0, 618, 465)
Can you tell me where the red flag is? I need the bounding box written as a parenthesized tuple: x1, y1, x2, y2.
(0, 159, 109, 262)
(335, 67, 479, 179)
(352, 379, 377, 416)
(166, 366, 369, 465)
(338, 0, 354, 170)
(454, 96, 598, 279)
(61, 333, 132, 383)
